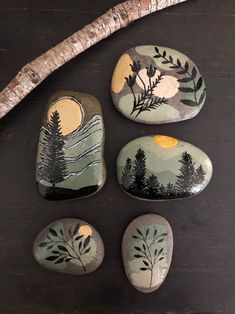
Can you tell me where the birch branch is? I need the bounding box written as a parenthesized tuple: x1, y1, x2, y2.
(0, 0, 188, 119)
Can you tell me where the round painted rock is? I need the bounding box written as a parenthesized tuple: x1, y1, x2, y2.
(33, 218, 104, 275)
(117, 135, 213, 201)
(111, 45, 206, 124)
(122, 214, 173, 293)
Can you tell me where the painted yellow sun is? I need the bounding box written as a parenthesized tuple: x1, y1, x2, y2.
(78, 225, 93, 237)
(153, 135, 179, 149)
(48, 98, 84, 136)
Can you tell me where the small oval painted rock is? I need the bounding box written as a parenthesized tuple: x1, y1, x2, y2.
(33, 218, 104, 275)
(117, 135, 213, 200)
(111, 45, 206, 124)
(36, 91, 106, 200)
(122, 214, 173, 293)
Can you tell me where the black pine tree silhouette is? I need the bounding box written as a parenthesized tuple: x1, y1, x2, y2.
(121, 148, 206, 200)
(194, 165, 206, 187)
(40, 110, 68, 191)
(121, 158, 134, 190)
(175, 152, 195, 194)
(159, 184, 166, 195)
(166, 182, 175, 196)
(146, 174, 160, 197)
(132, 148, 146, 192)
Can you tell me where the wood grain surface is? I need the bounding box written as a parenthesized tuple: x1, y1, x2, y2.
(0, 0, 234, 313)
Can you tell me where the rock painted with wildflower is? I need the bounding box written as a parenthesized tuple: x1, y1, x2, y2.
(33, 218, 104, 275)
(122, 214, 173, 293)
(111, 46, 206, 124)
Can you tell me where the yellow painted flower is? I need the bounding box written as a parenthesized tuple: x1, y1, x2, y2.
(78, 225, 93, 237)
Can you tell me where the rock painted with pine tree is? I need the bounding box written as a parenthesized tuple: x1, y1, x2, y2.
(33, 218, 104, 275)
(122, 214, 173, 293)
(111, 45, 206, 124)
(117, 135, 213, 201)
(36, 91, 106, 200)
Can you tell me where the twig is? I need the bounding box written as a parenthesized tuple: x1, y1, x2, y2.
(0, 0, 188, 119)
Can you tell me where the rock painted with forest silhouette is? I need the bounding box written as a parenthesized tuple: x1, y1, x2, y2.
(36, 91, 106, 200)
(111, 45, 206, 124)
(122, 214, 173, 293)
(33, 218, 104, 275)
(117, 135, 213, 200)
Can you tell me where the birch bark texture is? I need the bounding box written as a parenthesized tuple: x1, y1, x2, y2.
(0, 0, 187, 119)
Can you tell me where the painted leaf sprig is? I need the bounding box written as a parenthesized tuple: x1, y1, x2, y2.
(39, 223, 91, 272)
(125, 60, 167, 117)
(154, 46, 206, 107)
(132, 226, 168, 288)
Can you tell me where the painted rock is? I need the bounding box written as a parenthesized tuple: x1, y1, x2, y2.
(117, 135, 213, 200)
(111, 45, 206, 124)
(122, 214, 173, 293)
(36, 91, 106, 200)
(33, 218, 104, 275)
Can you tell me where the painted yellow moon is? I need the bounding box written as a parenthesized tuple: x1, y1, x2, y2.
(78, 225, 93, 237)
(48, 98, 83, 136)
(136, 68, 179, 98)
(153, 135, 179, 149)
(112, 54, 133, 93)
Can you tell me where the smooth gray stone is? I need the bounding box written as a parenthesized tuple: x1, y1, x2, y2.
(33, 218, 104, 275)
(117, 135, 213, 200)
(111, 45, 206, 124)
(122, 214, 173, 293)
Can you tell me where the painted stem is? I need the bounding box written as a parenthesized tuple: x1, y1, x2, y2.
(60, 252, 87, 271)
(57, 234, 87, 271)
(77, 256, 86, 272)
(133, 72, 166, 117)
(0, 0, 188, 119)
(150, 268, 153, 288)
(140, 235, 154, 287)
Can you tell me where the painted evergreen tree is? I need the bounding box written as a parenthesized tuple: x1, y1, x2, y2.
(40, 110, 68, 191)
(166, 182, 175, 196)
(121, 158, 134, 190)
(159, 184, 166, 195)
(175, 152, 195, 194)
(132, 148, 146, 192)
(194, 165, 206, 187)
(146, 174, 160, 197)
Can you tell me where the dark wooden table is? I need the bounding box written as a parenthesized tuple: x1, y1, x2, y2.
(0, 0, 234, 313)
